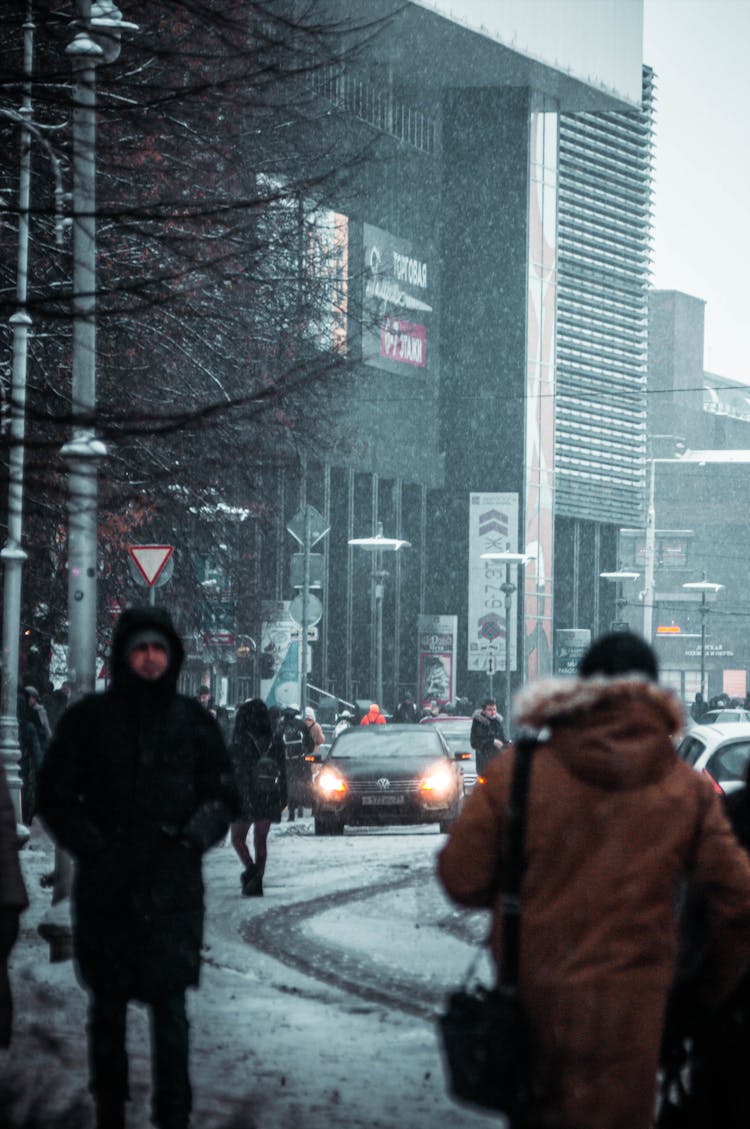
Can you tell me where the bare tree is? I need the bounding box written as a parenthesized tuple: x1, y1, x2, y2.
(0, 0, 385, 668)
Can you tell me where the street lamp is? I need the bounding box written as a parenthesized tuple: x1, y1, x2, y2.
(348, 522, 410, 708)
(682, 578, 723, 700)
(0, 4, 66, 837)
(643, 437, 686, 643)
(600, 570, 640, 632)
(480, 551, 529, 736)
(39, 0, 137, 961)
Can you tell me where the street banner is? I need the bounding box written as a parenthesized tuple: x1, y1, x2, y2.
(260, 601, 301, 708)
(417, 614, 457, 708)
(467, 493, 519, 672)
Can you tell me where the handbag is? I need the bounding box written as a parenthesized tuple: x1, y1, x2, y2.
(438, 735, 536, 1117)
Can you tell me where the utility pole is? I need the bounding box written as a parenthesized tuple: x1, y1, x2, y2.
(39, 0, 136, 962)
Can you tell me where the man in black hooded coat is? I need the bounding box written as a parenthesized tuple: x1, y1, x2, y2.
(37, 607, 239, 1129)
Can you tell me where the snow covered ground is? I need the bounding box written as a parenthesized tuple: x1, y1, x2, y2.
(2, 819, 506, 1129)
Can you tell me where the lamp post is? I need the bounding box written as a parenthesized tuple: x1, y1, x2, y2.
(682, 578, 723, 700)
(480, 551, 528, 735)
(0, 4, 66, 837)
(39, 0, 137, 961)
(643, 438, 686, 643)
(600, 570, 640, 632)
(348, 522, 410, 708)
(64, 1, 136, 703)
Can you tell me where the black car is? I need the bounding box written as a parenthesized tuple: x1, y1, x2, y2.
(311, 723, 463, 835)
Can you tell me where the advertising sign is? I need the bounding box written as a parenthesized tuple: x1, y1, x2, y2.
(467, 493, 519, 672)
(306, 206, 348, 355)
(417, 614, 457, 708)
(554, 629, 591, 676)
(363, 223, 435, 375)
(260, 601, 301, 708)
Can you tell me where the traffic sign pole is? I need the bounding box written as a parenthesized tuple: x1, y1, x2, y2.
(287, 505, 329, 715)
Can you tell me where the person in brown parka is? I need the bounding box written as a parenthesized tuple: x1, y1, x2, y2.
(438, 632, 750, 1129)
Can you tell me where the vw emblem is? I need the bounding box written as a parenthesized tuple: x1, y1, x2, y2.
(376, 777, 391, 790)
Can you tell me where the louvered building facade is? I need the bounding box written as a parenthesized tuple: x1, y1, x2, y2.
(555, 67, 654, 526)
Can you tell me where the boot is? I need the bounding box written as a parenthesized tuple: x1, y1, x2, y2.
(95, 1098, 125, 1129)
(153, 1103, 189, 1129)
(241, 864, 262, 897)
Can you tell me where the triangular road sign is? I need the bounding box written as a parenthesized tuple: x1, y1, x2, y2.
(128, 545, 174, 587)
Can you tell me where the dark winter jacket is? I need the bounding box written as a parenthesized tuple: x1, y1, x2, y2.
(392, 699, 419, 724)
(37, 607, 239, 1001)
(440, 676, 750, 1129)
(469, 707, 506, 774)
(229, 699, 287, 823)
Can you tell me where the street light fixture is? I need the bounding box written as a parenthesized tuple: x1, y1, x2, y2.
(0, 4, 66, 838)
(348, 522, 410, 707)
(480, 551, 529, 735)
(682, 578, 723, 700)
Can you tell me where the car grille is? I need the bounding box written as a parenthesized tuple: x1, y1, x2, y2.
(346, 779, 422, 796)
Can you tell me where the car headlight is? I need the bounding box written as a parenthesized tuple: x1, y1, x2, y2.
(420, 762, 455, 797)
(316, 767, 347, 798)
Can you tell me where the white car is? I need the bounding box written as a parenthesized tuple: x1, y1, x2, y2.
(697, 708, 750, 726)
(677, 722, 750, 794)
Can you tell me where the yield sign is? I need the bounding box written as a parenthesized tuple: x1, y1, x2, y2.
(128, 545, 174, 587)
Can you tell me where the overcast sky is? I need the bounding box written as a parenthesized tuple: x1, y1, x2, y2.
(643, 0, 750, 384)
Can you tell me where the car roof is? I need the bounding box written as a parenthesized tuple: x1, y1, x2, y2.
(419, 715, 472, 724)
(683, 722, 750, 740)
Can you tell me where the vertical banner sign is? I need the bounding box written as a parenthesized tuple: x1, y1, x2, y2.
(362, 223, 434, 375)
(554, 629, 591, 676)
(417, 614, 457, 708)
(468, 493, 519, 673)
(260, 600, 301, 709)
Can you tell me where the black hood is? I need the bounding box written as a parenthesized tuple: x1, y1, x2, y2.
(110, 606, 185, 697)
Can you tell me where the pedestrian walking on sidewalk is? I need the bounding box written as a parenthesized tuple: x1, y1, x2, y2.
(0, 755, 28, 1048)
(439, 632, 750, 1129)
(228, 698, 287, 896)
(37, 606, 238, 1129)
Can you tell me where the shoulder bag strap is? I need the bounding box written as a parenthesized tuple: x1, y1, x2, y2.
(498, 734, 537, 989)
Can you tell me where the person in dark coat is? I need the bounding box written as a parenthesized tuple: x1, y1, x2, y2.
(690, 691, 707, 723)
(228, 698, 287, 897)
(17, 687, 46, 824)
(279, 706, 312, 821)
(0, 760, 28, 1047)
(393, 694, 419, 723)
(36, 607, 239, 1129)
(668, 765, 750, 1128)
(469, 697, 507, 777)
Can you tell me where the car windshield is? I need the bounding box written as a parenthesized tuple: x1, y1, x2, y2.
(331, 728, 442, 758)
(706, 741, 750, 784)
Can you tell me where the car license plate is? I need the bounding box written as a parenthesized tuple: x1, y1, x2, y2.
(361, 794, 405, 806)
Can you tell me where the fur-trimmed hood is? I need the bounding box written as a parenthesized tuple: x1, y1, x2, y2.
(514, 675, 685, 790)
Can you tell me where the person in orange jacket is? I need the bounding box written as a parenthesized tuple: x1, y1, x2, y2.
(360, 702, 386, 725)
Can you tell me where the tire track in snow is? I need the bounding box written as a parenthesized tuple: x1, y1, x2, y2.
(238, 866, 448, 1020)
